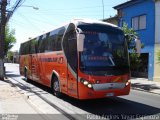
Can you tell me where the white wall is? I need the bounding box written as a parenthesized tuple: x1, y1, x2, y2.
(154, 0, 160, 81)
(155, 1, 160, 44)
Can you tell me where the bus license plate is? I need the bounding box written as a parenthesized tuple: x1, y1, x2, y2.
(106, 93, 114, 97)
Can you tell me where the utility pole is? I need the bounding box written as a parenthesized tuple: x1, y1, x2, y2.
(102, 0, 104, 20)
(0, 0, 7, 80)
(0, 0, 32, 80)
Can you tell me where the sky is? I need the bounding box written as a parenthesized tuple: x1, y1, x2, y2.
(8, 0, 128, 51)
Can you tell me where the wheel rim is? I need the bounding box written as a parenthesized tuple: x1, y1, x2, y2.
(54, 79, 60, 92)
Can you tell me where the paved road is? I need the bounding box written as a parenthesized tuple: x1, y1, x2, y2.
(5, 63, 160, 120)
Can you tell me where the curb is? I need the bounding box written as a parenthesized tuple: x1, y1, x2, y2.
(7, 77, 61, 115)
(131, 87, 160, 95)
(6, 77, 43, 114)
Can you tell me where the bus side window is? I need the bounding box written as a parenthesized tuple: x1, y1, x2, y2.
(30, 39, 36, 54)
(49, 30, 57, 51)
(25, 42, 30, 54)
(35, 40, 38, 53)
(38, 35, 45, 53)
(56, 27, 65, 51)
(44, 32, 50, 52)
(63, 26, 77, 73)
(69, 31, 77, 72)
(51, 34, 56, 51)
(56, 35, 62, 51)
(20, 43, 25, 55)
(46, 34, 55, 52)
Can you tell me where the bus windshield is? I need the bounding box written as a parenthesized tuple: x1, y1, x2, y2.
(78, 24, 129, 76)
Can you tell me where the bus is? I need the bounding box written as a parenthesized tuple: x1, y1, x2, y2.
(19, 19, 131, 99)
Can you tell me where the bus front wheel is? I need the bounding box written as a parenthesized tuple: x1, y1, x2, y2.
(52, 76, 61, 97)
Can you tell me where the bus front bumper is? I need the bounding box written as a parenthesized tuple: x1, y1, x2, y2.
(78, 81, 131, 100)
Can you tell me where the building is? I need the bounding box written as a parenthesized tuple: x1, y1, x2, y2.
(103, 15, 118, 25)
(114, 0, 160, 81)
(6, 51, 19, 63)
(13, 51, 19, 63)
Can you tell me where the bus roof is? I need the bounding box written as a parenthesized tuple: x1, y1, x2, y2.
(71, 18, 118, 28)
(21, 18, 120, 44)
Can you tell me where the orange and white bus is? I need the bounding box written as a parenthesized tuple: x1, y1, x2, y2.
(19, 19, 131, 99)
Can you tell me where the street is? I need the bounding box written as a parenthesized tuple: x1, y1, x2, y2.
(4, 63, 160, 120)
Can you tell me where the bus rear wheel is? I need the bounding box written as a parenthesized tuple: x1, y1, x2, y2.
(24, 68, 30, 82)
(52, 76, 61, 97)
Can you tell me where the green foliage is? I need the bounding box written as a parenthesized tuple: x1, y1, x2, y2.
(7, 51, 14, 61)
(122, 23, 142, 71)
(5, 26, 16, 55)
(158, 50, 160, 64)
(129, 53, 141, 70)
(121, 23, 137, 50)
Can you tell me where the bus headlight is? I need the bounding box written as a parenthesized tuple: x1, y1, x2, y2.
(126, 80, 131, 86)
(87, 84, 92, 88)
(83, 81, 89, 85)
(80, 78, 93, 89)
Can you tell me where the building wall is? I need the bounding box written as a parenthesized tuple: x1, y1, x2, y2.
(155, 1, 160, 44)
(103, 16, 118, 25)
(119, 0, 155, 80)
(120, 0, 155, 45)
(154, 1, 160, 81)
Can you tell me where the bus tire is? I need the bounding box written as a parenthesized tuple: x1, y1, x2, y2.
(24, 68, 30, 82)
(51, 76, 61, 97)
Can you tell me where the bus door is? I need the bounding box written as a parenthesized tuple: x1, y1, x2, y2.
(62, 23, 78, 98)
(30, 39, 40, 82)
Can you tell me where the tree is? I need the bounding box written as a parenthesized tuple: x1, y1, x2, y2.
(121, 23, 143, 72)
(5, 25, 16, 55)
(7, 51, 14, 62)
(158, 50, 160, 64)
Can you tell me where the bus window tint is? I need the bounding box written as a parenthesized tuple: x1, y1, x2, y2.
(56, 28, 65, 51)
(38, 35, 44, 53)
(78, 24, 129, 75)
(44, 32, 50, 52)
(40, 27, 65, 52)
(62, 24, 77, 73)
(67, 31, 77, 72)
(20, 26, 66, 54)
(20, 42, 30, 55)
(30, 39, 38, 54)
(19, 43, 24, 55)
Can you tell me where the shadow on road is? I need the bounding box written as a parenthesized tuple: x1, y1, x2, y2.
(5, 70, 21, 78)
(6, 73, 21, 78)
(132, 83, 160, 91)
(24, 79, 160, 119)
(6, 71, 160, 120)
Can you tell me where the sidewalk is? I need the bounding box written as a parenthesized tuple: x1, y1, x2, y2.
(131, 78, 160, 95)
(0, 79, 40, 114)
(0, 79, 59, 120)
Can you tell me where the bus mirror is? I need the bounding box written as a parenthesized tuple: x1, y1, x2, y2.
(77, 33, 85, 52)
(135, 37, 141, 54)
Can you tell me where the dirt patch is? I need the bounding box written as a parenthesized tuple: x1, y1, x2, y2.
(0, 84, 21, 100)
